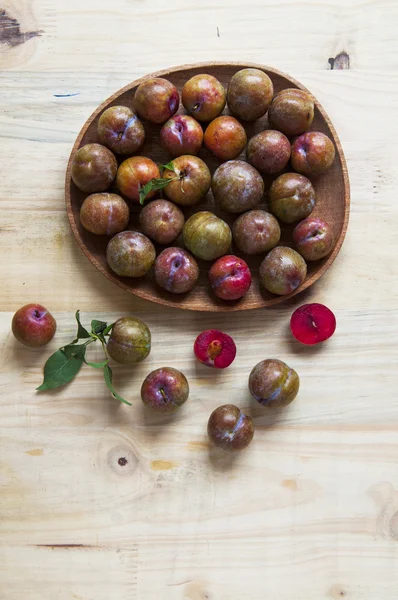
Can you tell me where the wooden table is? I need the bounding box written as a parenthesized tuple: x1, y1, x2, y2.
(1, 1, 397, 598)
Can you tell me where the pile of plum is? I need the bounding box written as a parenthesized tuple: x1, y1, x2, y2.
(71, 69, 336, 301)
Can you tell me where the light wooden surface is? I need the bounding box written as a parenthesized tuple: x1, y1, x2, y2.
(1, 1, 398, 599)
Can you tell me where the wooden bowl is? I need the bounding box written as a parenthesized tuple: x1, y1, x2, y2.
(66, 62, 350, 312)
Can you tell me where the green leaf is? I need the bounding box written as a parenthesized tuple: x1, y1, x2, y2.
(139, 177, 173, 205)
(91, 319, 107, 335)
(61, 343, 87, 360)
(103, 322, 114, 336)
(84, 357, 109, 369)
(75, 310, 90, 339)
(103, 364, 132, 406)
(36, 349, 84, 392)
(160, 161, 176, 173)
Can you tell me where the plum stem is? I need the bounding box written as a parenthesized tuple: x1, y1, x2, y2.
(159, 387, 169, 403)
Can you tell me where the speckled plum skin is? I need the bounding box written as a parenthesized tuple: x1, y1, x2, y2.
(107, 316, 151, 364)
(134, 78, 179, 124)
(268, 173, 315, 224)
(291, 132, 335, 177)
(249, 359, 299, 408)
(160, 114, 203, 157)
(116, 157, 160, 203)
(163, 155, 211, 206)
(207, 405, 254, 451)
(204, 116, 247, 161)
(141, 367, 189, 413)
(12, 304, 56, 348)
(71, 143, 117, 193)
(209, 255, 252, 301)
(106, 231, 155, 277)
(80, 193, 130, 236)
(232, 210, 281, 255)
(97, 106, 145, 155)
(268, 88, 314, 136)
(227, 68, 274, 122)
(259, 246, 307, 295)
(154, 247, 199, 294)
(212, 160, 264, 213)
(293, 217, 335, 261)
(139, 199, 184, 245)
(182, 74, 226, 122)
(247, 130, 291, 174)
(183, 211, 232, 261)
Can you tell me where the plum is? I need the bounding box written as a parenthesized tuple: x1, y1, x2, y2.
(209, 255, 252, 301)
(154, 247, 199, 294)
(290, 303, 336, 345)
(268, 172, 315, 224)
(139, 199, 184, 245)
(259, 246, 307, 295)
(291, 131, 335, 177)
(232, 210, 280, 255)
(141, 367, 189, 413)
(227, 68, 274, 121)
(204, 116, 247, 161)
(134, 78, 179, 124)
(212, 160, 264, 213)
(80, 193, 130, 236)
(268, 88, 314, 135)
(182, 74, 226, 122)
(106, 231, 155, 277)
(194, 330, 236, 369)
(12, 304, 56, 347)
(247, 130, 290, 174)
(249, 358, 299, 408)
(107, 316, 151, 364)
(163, 155, 211, 206)
(208, 405, 254, 451)
(71, 143, 117, 193)
(116, 157, 160, 203)
(293, 217, 335, 261)
(183, 211, 232, 261)
(160, 114, 203, 157)
(97, 106, 145, 155)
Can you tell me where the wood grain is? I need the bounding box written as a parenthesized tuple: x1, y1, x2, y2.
(65, 62, 350, 311)
(1, 1, 398, 599)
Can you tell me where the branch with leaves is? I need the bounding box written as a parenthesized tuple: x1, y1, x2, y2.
(36, 311, 131, 405)
(139, 161, 184, 205)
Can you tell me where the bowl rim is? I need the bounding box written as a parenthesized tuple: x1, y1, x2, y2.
(65, 61, 350, 312)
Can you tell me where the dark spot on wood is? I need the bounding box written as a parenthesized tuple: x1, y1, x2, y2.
(328, 51, 350, 70)
(35, 544, 93, 549)
(118, 456, 128, 466)
(217, 27, 220, 38)
(53, 93, 80, 98)
(0, 9, 43, 48)
(390, 510, 398, 540)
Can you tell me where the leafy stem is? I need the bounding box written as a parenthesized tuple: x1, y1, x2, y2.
(139, 161, 181, 205)
(36, 312, 130, 405)
(139, 176, 179, 205)
(100, 338, 110, 360)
